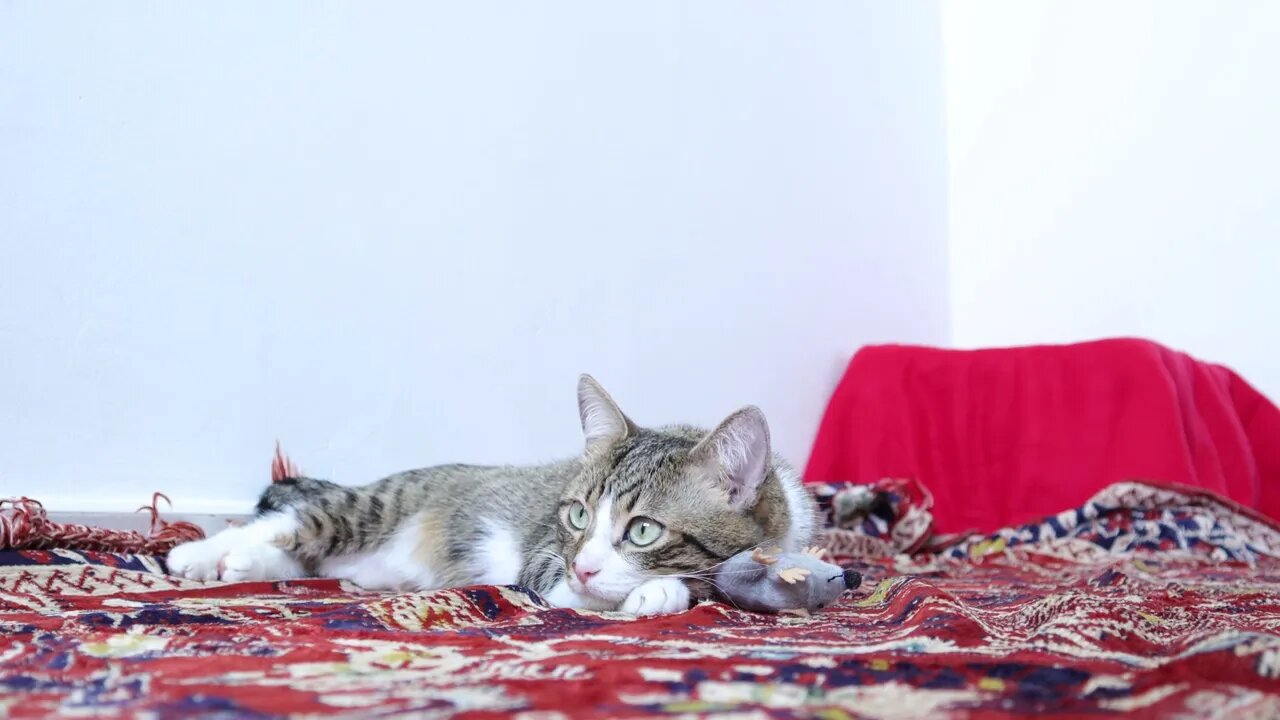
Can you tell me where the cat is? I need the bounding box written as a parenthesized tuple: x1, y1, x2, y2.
(167, 375, 816, 616)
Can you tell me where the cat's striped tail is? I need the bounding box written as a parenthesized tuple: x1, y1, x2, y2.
(271, 441, 301, 483)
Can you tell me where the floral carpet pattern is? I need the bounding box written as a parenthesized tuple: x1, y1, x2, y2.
(3, 481, 1280, 718)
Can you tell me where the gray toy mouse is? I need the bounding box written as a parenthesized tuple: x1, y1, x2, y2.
(713, 546, 862, 616)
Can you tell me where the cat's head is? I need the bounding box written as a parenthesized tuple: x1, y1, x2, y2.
(554, 374, 804, 605)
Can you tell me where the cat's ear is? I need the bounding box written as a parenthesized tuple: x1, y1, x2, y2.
(578, 374, 636, 453)
(689, 406, 771, 509)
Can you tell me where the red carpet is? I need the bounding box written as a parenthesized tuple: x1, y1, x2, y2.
(4, 481, 1280, 718)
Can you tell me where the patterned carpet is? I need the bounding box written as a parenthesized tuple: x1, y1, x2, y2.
(3, 481, 1280, 718)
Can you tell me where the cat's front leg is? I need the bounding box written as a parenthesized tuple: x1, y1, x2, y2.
(167, 512, 305, 582)
(620, 577, 691, 616)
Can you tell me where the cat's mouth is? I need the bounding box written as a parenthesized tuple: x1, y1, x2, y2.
(566, 574, 586, 593)
(566, 574, 629, 605)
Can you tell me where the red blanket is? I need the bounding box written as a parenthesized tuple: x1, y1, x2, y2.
(805, 338, 1280, 533)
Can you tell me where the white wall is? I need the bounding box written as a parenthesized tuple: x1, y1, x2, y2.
(0, 3, 949, 512)
(944, 1, 1280, 400)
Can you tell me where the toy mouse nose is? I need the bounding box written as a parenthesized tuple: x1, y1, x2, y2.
(842, 568, 862, 590)
(573, 562, 598, 585)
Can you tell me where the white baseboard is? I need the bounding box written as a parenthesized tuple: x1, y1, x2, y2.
(44, 511, 249, 536)
(22, 494, 255, 517)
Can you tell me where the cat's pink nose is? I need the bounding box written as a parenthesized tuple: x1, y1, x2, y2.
(573, 562, 598, 585)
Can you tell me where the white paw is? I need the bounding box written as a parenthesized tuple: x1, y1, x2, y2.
(167, 539, 224, 581)
(220, 543, 302, 582)
(621, 577, 691, 617)
(219, 545, 267, 582)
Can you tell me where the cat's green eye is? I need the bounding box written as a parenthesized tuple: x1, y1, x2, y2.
(568, 501, 590, 530)
(626, 517, 664, 547)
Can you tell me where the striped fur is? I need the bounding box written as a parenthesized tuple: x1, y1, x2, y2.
(168, 375, 816, 612)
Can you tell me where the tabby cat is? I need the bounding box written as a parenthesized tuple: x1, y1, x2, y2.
(167, 375, 816, 615)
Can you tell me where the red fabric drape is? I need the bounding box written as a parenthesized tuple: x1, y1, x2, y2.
(804, 338, 1280, 534)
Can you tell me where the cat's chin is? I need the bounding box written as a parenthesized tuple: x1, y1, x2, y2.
(567, 577, 629, 608)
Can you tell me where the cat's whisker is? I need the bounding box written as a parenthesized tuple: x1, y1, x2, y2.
(676, 557, 754, 579)
(685, 553, 750, 577)
(529, 549, 568, 566)
(655, 573, 745, 612)
(672, 567, 776, 580)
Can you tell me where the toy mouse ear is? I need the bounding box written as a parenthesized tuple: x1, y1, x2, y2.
(751, 547, 779, 565)
(777, 567, 811, 584)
